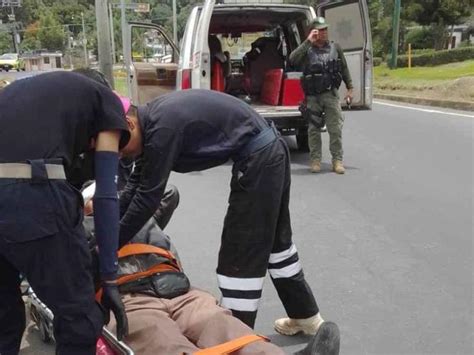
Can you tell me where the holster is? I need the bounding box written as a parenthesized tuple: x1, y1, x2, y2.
(298, 102, 326, 129)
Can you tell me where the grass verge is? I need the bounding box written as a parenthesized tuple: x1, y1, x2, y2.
(374, 60, 474, 103)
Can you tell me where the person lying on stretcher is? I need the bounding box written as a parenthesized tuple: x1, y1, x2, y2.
(84, 185, 340, 355)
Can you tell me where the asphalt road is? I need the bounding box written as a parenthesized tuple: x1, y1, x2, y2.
(0, 69, 70, 87)
(0, 70, 43, 82)
(19, 101, 473, 354)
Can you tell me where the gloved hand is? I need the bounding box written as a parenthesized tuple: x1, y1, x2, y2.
(101, 280, 129, 341)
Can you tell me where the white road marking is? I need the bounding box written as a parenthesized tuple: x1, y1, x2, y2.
(373, 100, 474, 118)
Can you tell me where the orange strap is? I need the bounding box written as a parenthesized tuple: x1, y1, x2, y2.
(116, 263, 179, 285)
(118, 243, 177, 263)
(193, 334, 269, 355)
(95, 243, 181, 301)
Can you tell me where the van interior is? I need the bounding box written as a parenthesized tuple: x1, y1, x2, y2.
(207, 6, 311, 107)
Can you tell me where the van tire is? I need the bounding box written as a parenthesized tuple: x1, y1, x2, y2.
(296, 132, 309, 152)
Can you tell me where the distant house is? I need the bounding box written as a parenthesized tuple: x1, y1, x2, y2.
(22, 50, 63, 71)
(447, 24, 473, 49)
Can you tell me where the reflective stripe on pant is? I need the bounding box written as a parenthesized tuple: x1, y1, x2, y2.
(307, 91, 344, 161)
(217, 138, 318, 328)
(0, 175, 103, 355)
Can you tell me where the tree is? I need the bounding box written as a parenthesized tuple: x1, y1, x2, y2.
(0, 31, 12, 53)
(404, 0, 472, 49)
(20, 21, 42, 51)
(37, 10, 65, 50)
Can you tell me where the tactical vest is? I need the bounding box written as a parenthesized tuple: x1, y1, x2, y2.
(301, 41, 343, 95)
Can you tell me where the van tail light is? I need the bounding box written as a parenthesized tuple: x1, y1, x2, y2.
(181, 69, 191, 90)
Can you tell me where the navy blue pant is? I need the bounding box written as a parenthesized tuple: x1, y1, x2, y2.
(217, 138, 318, 328)
(0, 162, 103, 355)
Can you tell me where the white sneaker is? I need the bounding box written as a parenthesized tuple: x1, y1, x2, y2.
(274, 313, 324, 336)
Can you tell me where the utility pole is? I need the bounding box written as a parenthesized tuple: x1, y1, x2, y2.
(66, 26, 73, 69)
(172, 0, 177, 44)
(10, 6, 17, 53)
(120, 0, 131, 97)
(81, 12, 88, 67)
(1, 1, 21, 53)
(389, 0, 401, 69)
(108, 2, 116, 64)
(95, 0, 115, 87)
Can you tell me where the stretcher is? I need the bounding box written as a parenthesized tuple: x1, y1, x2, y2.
(24, 184, 267, 354)
(26, 286, 134, 355)
(26, 284, 267, 355)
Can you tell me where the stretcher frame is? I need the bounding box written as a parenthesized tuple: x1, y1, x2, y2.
(26, 287, 135, 355)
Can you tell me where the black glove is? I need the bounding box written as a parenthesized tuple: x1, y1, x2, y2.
(101, 281, 129, 341)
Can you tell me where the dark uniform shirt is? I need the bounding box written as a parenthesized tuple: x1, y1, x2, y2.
(0, 71, 130, 184)
(119, 89, 267, 244)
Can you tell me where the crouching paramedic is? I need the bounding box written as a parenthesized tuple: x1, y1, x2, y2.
(84, 186, 340, 355)
(117, 89, 329, 334)
(0, 72, 130, 355)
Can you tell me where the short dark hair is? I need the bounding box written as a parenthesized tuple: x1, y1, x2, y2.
(73, 68, 112, 89)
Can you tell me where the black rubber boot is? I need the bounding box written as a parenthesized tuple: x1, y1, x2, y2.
(293, 322, 340, 355)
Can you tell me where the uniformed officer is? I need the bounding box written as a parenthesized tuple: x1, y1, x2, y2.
(0, 72, 130, 355)
(117, 89, 330, 335)
(289, 17, 353, 174)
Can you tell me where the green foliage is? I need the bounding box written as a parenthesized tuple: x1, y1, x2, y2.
(372, 16, 392, 57)
(405, 27, 435, 50)
(410, 48, 436, 55)
(37, 10, 65, 51)
(373, 57, 383, 66)
(369, 0, 473, 56)
(20, 22, 41, 52)
(8, 0, 472, 64)
(404, 0, 471, 27)
(374, 60, 474, 81)
(458, 40, 472, 48)
(397, 46, 474, 67)
(19, 36, 42, 52)
(0, 31, 13, 53)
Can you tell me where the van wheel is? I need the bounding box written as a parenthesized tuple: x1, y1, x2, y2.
(296, 133, 309, 152)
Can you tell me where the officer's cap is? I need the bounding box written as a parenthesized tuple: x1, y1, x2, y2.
(310, 17, 329, 30)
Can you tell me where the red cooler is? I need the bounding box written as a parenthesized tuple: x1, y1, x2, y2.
(260, 68, 284, 105)
(280, 72, 304, 106)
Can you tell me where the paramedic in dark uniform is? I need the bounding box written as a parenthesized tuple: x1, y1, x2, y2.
(118, 89, 329, 335)
(71, 68, 135, 191)
(0, 72, 130, 355)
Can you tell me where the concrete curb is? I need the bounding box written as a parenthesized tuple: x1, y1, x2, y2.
(374, 93, 474, 112)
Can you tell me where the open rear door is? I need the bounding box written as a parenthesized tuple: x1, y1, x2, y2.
(317, 0, 373, 109)
(126, 22, 179, 105)
(191, 0, 216, 89)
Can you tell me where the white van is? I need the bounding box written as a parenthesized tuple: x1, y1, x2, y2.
(125, 0, 372, 150)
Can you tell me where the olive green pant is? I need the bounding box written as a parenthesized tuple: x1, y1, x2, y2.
(307, 90, 344, 162)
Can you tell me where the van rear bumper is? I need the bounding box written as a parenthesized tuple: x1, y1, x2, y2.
(253, 106, 307, 135)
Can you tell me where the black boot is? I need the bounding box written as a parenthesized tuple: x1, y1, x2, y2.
(293, 322, 340, 355)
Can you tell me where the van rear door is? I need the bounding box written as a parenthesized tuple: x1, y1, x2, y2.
(190, 0, 216, 89)
(317, 0, 373, 109)
(126, 22, 179, 105)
